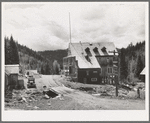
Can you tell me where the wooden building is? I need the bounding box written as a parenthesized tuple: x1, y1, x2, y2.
(5, 64, 19, 89)
(63, 42, 118, 84)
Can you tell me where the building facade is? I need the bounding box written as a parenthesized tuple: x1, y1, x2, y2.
(63, 42, 118, 84)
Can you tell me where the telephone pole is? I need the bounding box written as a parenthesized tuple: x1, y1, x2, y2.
(109, 50, 120, 97)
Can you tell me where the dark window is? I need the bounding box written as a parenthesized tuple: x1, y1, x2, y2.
(68, 57, 72, 65)
(91, 78, 97, 81)
(107, 57, 109, 63)
(101, 47, 108, 55)
(85, 47, 92, 56)
(93, 71, 97, 73)
(93, 47, 100, 56)
(86, 71, 89, 75)
(69, 66, 72, 74)
(108, 67, 113, 73)
(63, 58, 68, 64)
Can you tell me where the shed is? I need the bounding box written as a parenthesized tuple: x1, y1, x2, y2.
(5, 64, 19, 89)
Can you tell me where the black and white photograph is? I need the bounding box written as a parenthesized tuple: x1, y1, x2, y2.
(2, 2, 149, 121)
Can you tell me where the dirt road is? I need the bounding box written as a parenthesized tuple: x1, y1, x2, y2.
(5, 75, 145, 110)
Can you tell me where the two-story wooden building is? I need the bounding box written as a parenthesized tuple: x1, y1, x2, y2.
(63, 42, 118, 84)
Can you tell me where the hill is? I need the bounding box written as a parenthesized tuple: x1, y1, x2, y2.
(38, 50, 68, 69)
(119, 41, 145, 83)
(5, 36, 67, 75)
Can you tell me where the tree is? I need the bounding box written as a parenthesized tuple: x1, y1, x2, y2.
(135, 55, 144, 78)
(120, 48, 128, 81)
(5, 37, 11, 64)
(9, 35, 19, 64)
(53, 60, 60, 75)
(45, 63, 50, 75)
(41, 65, 44, 74)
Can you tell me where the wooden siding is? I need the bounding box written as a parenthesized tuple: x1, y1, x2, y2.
(78, 68, 102, 84)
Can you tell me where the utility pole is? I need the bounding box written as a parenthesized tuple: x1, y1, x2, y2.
(69, 12, 71, 43)
(109, 50, 120, 97)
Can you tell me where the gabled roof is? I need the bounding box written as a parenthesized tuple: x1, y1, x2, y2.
(5, 64, 19, 74)
(69, 42, 118, 69)
(140, 68, 145, 75)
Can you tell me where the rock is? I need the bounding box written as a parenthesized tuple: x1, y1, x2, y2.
(100, 92, 110, 96)
(22, 97, 27, 103)
(32, 91, 41, 95)
(5, 98, 10, 103)
(44, 94, 50, 99)
(47, 103, 51, 106)
(26, 91, 31, 94)
(59, 97, 64, 100)
(13, 90, 20, 94)
(92, 93, 101, 96)
(17, 97, 22, 101)
(5, 103, 14, 107)
(33, 106, 39, 109)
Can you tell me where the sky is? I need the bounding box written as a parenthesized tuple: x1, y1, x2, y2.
(3, 2, 146, 51)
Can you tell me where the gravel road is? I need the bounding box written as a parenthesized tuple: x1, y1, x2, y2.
(5, 75, 145, 110)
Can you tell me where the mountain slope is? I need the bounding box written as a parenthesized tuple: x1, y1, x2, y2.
(38, 50, 68, 69)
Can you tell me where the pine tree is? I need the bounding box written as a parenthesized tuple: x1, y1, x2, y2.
(120, 48, 128, 81)
(5, 37, 11, 64)
(9, 35, 19, 64)
(135, 55, 144, 78)
(41, 65, 44, 74)
(53, 60, 60, 75)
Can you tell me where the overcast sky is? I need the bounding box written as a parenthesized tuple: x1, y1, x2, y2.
(3, 2, 146, 51)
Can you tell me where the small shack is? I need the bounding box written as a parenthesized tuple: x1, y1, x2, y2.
(5, 64, 19, 89)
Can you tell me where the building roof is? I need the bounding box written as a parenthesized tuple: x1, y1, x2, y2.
(5, 69, 10, 75)
(26, 70, 38, 74)
(69, 42, 118, 69)
(5, 64, 19, 74)
(140, 68, 145, 75)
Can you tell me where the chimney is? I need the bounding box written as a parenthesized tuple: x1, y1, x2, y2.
(89, 42, 92, 46)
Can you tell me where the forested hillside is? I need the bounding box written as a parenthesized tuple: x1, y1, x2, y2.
(5, 35, 145, 81)
(38, 50, 68, 69)
(5, 36, 51, 74)
(120, 41, 145, 83)
(5, 36, 67, 75)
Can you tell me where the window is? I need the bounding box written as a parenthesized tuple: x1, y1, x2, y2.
(108, 67, 113, 73)
(69, 66, 72, 74)
(91, 78, 97, 81)
(107, 57, 109, 63)
(68, 57, 72, 65)
(85, 47, 92, 56)
(86, 71, 89, 75)
(93, 71, 97, 73)
(93, 47, 100, 56)
(101, 47, 108, 55)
